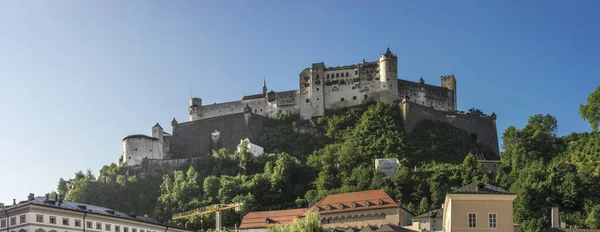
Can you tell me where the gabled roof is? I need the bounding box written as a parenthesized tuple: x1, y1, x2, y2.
(306, 190, 401, 215)
(450, 181, 512, 195)
(377, 223, 417, 232)
(123, 134, 158, 141)
(359, 225, 378, 232)
(412, 209, 442, 220)
(239, 208, 307, 229)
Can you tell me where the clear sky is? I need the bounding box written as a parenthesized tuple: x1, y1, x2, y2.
(0, 0, 598, 204)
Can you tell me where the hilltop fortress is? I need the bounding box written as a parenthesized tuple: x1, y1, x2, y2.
(121, 48, 499, 172)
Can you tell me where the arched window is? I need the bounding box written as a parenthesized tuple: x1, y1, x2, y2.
(327, 218, 332, 224)
(366, 214, 373, 220)
(333, 217, 340, 223)
(353, 215, 359, 222)
(359, 215, 366, 221)
(35, 229, 46, 232)
(321, 218, 327, 224)
(373, 213, 380, 220)
(340, 216, 346, 223)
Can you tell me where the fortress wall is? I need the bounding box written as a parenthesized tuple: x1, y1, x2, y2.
(169, 112, 266, 158)
(198, 100, 245, 119)
(323, 77, 375, 109)
(401, 101, 499, 156)
(398, 80, 455, 111)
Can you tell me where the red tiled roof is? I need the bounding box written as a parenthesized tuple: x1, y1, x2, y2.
(306, 190, 399, 215)
(239, 208, 307, 229)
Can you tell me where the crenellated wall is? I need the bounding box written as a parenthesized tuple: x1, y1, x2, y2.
(401, 100, 499, 156)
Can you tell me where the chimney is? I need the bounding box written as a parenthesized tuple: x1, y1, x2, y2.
(28, 193, 35, 201)
(551, 207, 560, 228)
(13, 199, 16, 205)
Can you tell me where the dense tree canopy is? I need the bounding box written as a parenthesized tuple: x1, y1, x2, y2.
(57, 90, 600, 232)
(580, 86, 600, 132)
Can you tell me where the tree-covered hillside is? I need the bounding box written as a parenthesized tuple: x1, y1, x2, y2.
(57, 87, 600, 232)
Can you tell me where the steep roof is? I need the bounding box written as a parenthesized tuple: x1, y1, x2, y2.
(239, 208, 307, 229)
(359, 225, 378, 232)
(306, 190, 401, 215)
(450, 181, 513, 195)
(377, 223, 417, 232)
(412, 209, 442, 220)
(242, 93, 264, 100)
(21, 197, 188, 230)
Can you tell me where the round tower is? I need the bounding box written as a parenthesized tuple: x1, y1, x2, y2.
(188, 97, 203, 121)
(379, 47, 399, 102)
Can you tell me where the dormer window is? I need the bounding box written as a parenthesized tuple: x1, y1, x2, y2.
(365, 201, 370, 207)
(378, 200, 383, 206)
(339, 203, 344, 209)
(265, 218, 271, 224)
(351, 202, 356, 208)
(315, 207, 320, 212)
(326, 205, 331, 210)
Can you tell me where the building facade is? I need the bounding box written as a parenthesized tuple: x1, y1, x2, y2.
(0, 195, 189, 232)
(411, 209, 442, 232)
(442, 182, 517, 232)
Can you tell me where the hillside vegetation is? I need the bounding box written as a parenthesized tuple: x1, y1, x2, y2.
(57, 87, 600, 232)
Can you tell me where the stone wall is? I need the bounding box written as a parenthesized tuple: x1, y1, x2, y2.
(401, 101, 499, 156)
(398, 79, 455, 111)
(167, 112, 267, 158)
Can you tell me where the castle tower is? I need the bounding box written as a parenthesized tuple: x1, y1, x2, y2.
(299, 63, 325, 119)
(440, 75, 457, 110)
(188, 97, 202, 121)
(379, 47, 399, 102)
(263, 78, 268, 96)
(152, 123, 164, 144)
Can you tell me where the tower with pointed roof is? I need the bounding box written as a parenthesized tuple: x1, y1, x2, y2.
(152, 123, 164, 144)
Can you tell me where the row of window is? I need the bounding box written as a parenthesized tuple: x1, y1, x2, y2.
(1, 215, 25, 227)
(468, 213, 497, 228)
(326, 71, 357, 79)
(320, 213, 386, 224)
(2, 215, 156, 232)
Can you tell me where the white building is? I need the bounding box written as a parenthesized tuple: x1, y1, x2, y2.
(121, 124, 169, 167)
(0, 194, 190, 232)
(375, 158, 401, 177)
(237, 138, 264, 157)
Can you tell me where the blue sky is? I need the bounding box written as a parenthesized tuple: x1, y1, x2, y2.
(0, 0, 598, 204)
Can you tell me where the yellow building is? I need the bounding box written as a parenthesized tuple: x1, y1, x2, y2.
(306, 190, 414, 230)
(442, 182, 517, 232)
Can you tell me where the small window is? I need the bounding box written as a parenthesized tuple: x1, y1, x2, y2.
(124, 227, 129, 232)
(10, 217, 16, 225)
(63, 218, 69, 226)
(132, 229, 137, 232)
(346, 72, 349, 77)
(315, 207, 320, 212)
(336, 73, 339, 78)
(316, 88, 319, 91)
(340, 98, 344, 102)
(75, 220, 81, 227)
(305, 99, 309, 103)
(317, 98, 319, 100)
(316, 74, 319, 78)
(364, 94, 368, 99)
(351, 202, 356, 208)
(86, 221, 92, 228)
(115, 226, 120, 232)
(355, 70, 358, 75)
(364, 201, 370, 207)
(326, 205, 331, 210)
(339, 204, 344, 209)
(49, 217, 56, 225)
(141, 230, 145, 232)
(19, 215, 26, 224)
(378, 200, 383, 206)
(36, 215, 43, 223)
(489, 213, 497, 228)
(468, 213, 477, 228)
(326, 74, 330, 78)
(106, 224, 111, 231)
(97, 223, 102, 230)
(353, 96, 357, 100)
(433, 219, 436, 223)
(149, 149, 152, 152)
(1, 219, 5, 228)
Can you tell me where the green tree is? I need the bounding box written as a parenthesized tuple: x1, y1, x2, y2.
(419, 197, 429, 215)
(580, 86, 600, 132)
(267, 212, 327, 232)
